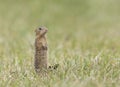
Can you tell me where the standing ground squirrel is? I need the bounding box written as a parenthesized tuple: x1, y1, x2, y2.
(34, 26, 48, 73)
(34, 26, 59, 73)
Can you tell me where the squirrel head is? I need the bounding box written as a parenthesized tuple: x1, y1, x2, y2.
(35, 26, 48, 37)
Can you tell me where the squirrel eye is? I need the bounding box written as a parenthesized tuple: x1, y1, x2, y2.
(39, 28, 42, 30)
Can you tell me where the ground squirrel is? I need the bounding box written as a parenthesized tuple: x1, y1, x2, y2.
(34, 26, 48, 73)
(34, 26, 59, 73)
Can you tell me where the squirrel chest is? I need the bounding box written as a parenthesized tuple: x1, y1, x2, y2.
(35, 37, 47, 51)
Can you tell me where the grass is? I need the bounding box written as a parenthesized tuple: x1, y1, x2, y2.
(0, 0, 120, 87)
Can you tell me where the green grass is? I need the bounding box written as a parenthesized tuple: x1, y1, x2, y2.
(0, 0, 120, 87)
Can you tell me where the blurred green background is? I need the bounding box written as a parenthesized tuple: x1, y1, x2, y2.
(0, 0, 120, 87)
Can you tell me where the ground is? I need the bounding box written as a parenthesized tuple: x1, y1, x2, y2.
(0, 0, 120, 87)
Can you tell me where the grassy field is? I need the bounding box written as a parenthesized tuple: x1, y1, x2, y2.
(0, 0, 120, 87)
